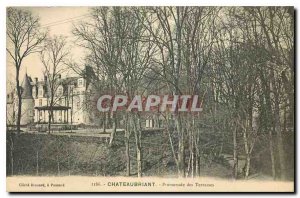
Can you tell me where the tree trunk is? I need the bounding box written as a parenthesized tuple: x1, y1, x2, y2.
(270, 69, 286, 180)
(125, 136, 130, 176)
(133, 115, 142, 177)
(242, 126, 251, 179)
(57, 155, 60, 176)
(267, 94, 277, 180)
(244, 155, 250, 179)
(195, 152, 199, 177)
(103, 112, 107, 133)
(195, 128, 201, 177)
(191, 147, 194, 178)
(125, 114, 131, 176)
(166, 115, 179, 169)
(109, 114, 117, 146)
(268, 129, 276, 179)
(233, 123, 238, 179)
(136, 146, 142, 177)
(176, 116, 185, 178)
(48, 111, 52, 134)
(48, 97, 54, 133)
(260, 71, 277, 179)
(36, 151, 39, 176)
(9, 134, 14, 175)
(16, 69, 22, 133)
(68, 150, 71, 176)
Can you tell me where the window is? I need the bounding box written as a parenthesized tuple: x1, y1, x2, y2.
(38, 88, 43, 97)
(77, 101, 80, 109)
(32, 88, 36, 97)
(57, 87, 63, 96)
(78, 79, 83, 87)
(39, 99, 42, 106)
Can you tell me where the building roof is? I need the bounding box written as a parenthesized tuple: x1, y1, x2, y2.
(20, 65, 96, 99)
(21, 73, 33, 99)
(60, 77, 78, 86)
(34, 106, 71, 111)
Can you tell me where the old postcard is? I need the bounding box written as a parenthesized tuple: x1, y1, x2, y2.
(6, 6, 294, 192)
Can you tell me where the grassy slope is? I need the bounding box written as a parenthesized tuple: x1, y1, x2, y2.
(6, 131, 232, 178)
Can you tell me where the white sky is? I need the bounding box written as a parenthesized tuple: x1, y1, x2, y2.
(7, 7, 91, 89)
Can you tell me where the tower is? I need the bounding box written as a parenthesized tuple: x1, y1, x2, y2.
(20, 73, 34, 125)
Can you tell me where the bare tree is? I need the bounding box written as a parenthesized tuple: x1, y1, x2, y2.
(40, 36, 70, 133)
(74, 7, 156, 177)
(6, 7, 47, 133)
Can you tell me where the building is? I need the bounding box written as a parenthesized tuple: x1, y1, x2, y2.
(6, 67, 98, 127)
